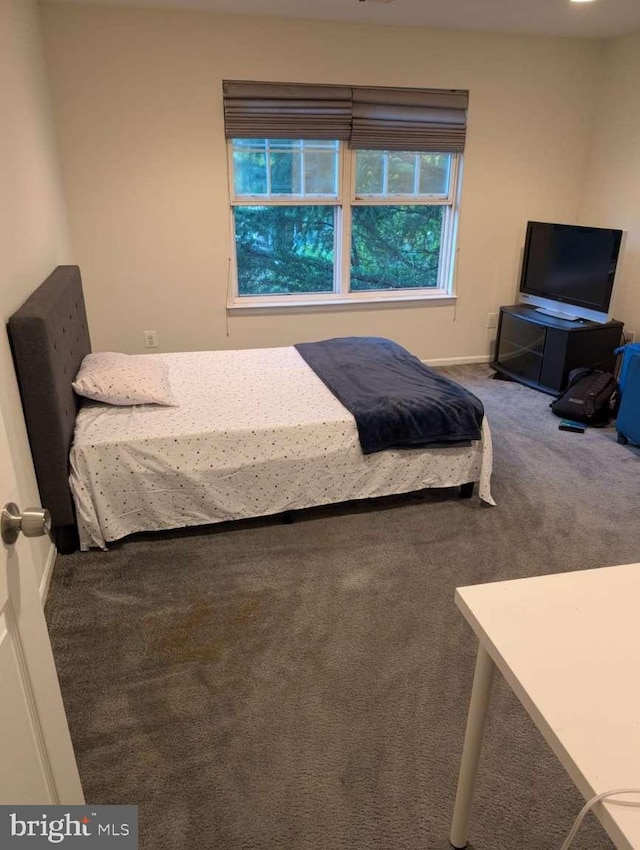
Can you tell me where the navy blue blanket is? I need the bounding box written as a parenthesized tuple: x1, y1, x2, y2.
(295, 337, 484, 455)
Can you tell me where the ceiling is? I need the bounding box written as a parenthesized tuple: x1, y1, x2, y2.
(43, 0, 640, 39)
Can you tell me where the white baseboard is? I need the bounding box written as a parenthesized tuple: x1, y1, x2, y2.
(423, 355, 492, 367)
(39, 542, 57, 604)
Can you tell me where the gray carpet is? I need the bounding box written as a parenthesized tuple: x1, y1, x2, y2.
(45, 365, 640, 850)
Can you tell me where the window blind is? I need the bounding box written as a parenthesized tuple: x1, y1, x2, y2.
(222, 81, 468, 152)
(222, 81, 352, 140)
(350, 87, 468, 152)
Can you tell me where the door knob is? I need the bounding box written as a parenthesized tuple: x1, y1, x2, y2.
(1, 503, 52, 545)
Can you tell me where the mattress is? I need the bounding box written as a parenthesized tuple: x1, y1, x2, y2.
(70, 347, 495, 550)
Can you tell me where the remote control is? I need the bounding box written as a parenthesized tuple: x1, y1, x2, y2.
(559, 419, 585, 433)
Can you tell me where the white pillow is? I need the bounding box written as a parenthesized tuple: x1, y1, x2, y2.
(72, 352, 176, 406)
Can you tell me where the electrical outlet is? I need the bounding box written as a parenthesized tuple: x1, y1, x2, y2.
(487, 313, 498, 330)
(144, 330, 158, 349)
(626, 330, 636, 343)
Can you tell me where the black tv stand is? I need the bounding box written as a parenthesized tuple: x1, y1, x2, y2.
(491, 304, 623, 395)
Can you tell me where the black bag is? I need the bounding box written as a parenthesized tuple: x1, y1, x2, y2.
(550, 368, 619, 426)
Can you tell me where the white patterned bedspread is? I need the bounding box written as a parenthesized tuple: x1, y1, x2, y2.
(70, 348, 495, 549)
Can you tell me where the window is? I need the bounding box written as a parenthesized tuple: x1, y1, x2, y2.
(231, 140, 338, 297)
(223, 81, 468, 308)
(351, 150, 455, 293)
(230, 141, 460, 305)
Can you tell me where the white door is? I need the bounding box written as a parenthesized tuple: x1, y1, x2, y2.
(0, 404, 83, 804)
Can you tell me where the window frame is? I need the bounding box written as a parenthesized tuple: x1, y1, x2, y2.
(227, 141, 461, 310)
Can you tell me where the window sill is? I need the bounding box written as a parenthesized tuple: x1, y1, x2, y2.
(227, 293, 457, 315)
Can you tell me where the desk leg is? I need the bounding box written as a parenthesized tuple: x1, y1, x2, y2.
(449, 643, 496, 849)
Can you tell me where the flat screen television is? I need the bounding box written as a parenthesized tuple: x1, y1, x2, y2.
(518, 221, 623, 324)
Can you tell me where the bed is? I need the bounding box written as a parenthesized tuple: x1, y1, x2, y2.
(8, 266, 494, 552)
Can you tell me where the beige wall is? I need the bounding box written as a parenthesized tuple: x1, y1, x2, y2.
(0, 0, 72, 587)
(41, 4, 602, 361)
(579, 33, 640, 340)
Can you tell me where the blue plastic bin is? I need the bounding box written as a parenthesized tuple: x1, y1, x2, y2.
(614, 342, 640, 395)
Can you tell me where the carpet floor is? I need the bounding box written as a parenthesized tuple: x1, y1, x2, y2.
(46, 365, 640, 850)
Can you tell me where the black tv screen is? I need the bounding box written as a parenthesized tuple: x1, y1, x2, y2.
(519, 221, 622, 322)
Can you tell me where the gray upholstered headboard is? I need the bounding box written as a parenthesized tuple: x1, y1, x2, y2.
(7, 265, 91, 550)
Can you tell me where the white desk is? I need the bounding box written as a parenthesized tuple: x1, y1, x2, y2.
(450, 563, 640, 850)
